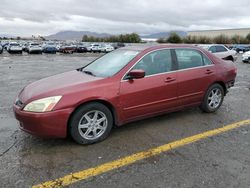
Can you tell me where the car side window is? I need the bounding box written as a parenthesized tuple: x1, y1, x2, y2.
(175, 49, 203, 70)
(215, 45, 227, 52)
(132, 49, 173, 76)
(202, 54, 213, 65)
(208, 46, 216, 53)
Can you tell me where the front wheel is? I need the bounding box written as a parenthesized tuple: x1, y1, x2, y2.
(200, 84, 224, 113)
(69, 102, 113, 145)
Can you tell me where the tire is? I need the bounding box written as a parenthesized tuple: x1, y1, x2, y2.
(69, 102, 113, 145)
(200, 84, 224, 113)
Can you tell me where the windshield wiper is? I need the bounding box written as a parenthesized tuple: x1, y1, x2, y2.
(83, 70, 96, 77)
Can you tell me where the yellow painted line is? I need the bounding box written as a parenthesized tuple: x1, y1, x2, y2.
(33, 119, 250, 188)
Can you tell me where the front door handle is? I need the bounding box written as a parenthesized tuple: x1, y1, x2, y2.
(165, 77, 176, 83)
(205, 69, 213, 74)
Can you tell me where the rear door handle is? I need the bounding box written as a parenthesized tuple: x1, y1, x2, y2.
(205, 69, 213, 74)
(165, 77, 176, 83)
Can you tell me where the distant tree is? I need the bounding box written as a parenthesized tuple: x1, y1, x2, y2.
(231, 35, 248, 44)
(213, 34, 230, 44)
(129, 33, 141, 43)
(157, 37, 166, 43)
(167, 32, 182, 43)
(183, 35, 198, 44)
(82, 35, 88, 42)
(197, 36, 212, 44)
(82, 33, 141, 43)
(246, 33, 250, 43)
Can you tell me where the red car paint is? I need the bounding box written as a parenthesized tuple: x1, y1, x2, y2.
(13, 45, 237, 138)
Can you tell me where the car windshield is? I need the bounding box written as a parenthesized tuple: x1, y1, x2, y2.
(82, 50, 139, 77)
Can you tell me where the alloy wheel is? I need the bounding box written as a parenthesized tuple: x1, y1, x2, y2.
(78, 110, 108, 140)
(207, 88, 222, 109)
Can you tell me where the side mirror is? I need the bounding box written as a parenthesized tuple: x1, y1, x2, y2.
(127, 69, 145, 80)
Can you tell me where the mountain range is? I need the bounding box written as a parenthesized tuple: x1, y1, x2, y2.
(45, 30, 187, 40)
(45, 31, 112, 40)
(0, 30, 188, 40)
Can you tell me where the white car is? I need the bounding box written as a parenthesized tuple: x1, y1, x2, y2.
(7, 42, 23, 54)
(87, 43, 101, 52)
(242, 51, 250, 63)
(99, 44, 115, 53)
(27, 43, 43, 54)
(199, 44, 237, 62)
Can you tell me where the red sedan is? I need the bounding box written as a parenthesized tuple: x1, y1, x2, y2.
(13, 45, 237, 144)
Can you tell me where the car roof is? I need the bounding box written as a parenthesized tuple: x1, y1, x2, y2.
(120, 44, 205, 52)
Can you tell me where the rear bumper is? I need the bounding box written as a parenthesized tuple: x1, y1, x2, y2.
(13, 105, 73, 138)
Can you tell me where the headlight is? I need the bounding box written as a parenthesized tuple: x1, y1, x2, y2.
(23, 96, 62, 112)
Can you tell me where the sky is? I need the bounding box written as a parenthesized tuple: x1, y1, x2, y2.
(0, 0, 250, 37)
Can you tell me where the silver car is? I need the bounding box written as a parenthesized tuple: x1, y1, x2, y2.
(199, 44, 237, 62)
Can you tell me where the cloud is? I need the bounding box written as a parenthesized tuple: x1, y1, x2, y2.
(0, 0, 250, 36)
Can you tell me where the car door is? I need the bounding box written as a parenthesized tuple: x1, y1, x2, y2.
(174, 48, 216, 106)
(119, 49, 178, 121)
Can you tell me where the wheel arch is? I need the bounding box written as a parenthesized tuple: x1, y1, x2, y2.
(67, 99, 119, 136)
(210, 81, 227, 96)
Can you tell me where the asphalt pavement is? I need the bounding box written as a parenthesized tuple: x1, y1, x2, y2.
(0, 52, 249, 188)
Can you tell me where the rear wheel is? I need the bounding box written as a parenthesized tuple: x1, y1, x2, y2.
(200, 84, 224, 113)
(69, 102, 113, 145)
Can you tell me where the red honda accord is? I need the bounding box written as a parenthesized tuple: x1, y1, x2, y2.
(13, 45, 237, 144)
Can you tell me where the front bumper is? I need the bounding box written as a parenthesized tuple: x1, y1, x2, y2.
(13, 105, 73, 138)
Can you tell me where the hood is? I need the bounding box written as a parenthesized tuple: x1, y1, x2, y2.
(19, 70, 102, 103)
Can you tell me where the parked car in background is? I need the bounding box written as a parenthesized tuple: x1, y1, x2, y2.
(112, 42, 125, 49)
(87, 43, 100, 52)
(76, 44, 88, 53)
(99, 44, 114, 53)
(27, 43, 43, 54)
(59, 44, 77, 54)
(14, 44, 237, 144)
(3, 42, 9, 50)
(22, 43, 29, 52)
(232, 45, 250, 53)
(242, 51, 250, 63)
(43, 43, 57, 54)
(0, 45, 3, 54)
(199, 44, 237, 62)
(7, 42, 23, 54)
